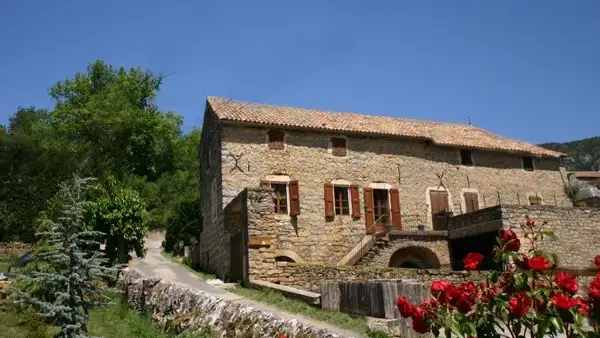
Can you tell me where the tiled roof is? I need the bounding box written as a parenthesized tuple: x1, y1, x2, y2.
(207, 96, 565, 158)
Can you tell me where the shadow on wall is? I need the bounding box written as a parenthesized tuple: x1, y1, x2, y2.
(388, 246, 441, 269)
(449, 231, 501, 271)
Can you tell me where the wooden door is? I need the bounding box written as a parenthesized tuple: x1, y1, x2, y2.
(464, 192, 480, 213)
(229, 232, 245, 283)
(430, 190, 449, 230)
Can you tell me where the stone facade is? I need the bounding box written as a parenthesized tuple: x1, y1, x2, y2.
(199, 102, 571, 279)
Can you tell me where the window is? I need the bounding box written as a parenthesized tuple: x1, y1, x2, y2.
(529, 195, 542, 206)
(522, 156, 534, 171)
(463, 192, 479, 213)
(272, 183, 288, 213)
(267, 129, 285, 150)
(334, 186, 350, 215)
(331, 137, 347, 157)
(373, 189, 390, 224)
(460, 150, 473, 166)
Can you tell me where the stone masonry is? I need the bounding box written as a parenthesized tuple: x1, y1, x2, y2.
(198, 100, 571, 280)
(501, 205, 600, 270)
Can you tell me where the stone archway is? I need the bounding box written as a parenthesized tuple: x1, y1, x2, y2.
(389, 246, 441, 269)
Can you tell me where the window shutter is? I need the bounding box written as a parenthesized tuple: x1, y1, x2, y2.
(350, 185, 361, 218)
(363, 188, 374, 231)
(464, 192, 479, 213)
(260, 180, 270, 188)
(389, 188, 402, 230)
(323, 183, 334, 218)
(289, 180, 300, 216)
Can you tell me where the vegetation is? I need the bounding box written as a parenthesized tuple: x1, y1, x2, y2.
(540, 136, 600, 171)
(0, 293, 213, 338)
(397, 217, 600, 337)
(0, 60, 200, 255)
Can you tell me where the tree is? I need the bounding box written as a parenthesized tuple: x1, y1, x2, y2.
(87, 177, 148, 264)
(15, 175, 118, 338)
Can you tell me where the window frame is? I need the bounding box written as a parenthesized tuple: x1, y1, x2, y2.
(333, 185, 351, 216)
(528, 195, 542, 206)
(460, 149, 474, 166)
(270, 182, 290, 214)
(522, 156, 535, 171)
(372, 188, 391, 225)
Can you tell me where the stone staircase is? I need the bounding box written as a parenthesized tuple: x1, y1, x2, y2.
(354, 234, 392, 266)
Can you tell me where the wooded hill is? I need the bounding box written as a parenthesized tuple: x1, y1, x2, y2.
(540, 136, 600, 171)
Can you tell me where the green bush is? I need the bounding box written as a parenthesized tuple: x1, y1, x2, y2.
(164, 194, 201, 254)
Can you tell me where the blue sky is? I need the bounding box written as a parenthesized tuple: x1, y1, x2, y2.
(1, 1, 598, 143)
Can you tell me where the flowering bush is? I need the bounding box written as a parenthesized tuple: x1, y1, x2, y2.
(397, 217, 600, 337)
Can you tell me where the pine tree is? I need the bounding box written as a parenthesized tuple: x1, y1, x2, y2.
(15, 175, 119, 338)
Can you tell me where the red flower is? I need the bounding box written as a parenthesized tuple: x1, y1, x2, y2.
(588, 278, 600, 300)
(279, 334, 288, 338)
(551, 293, 578, 311)
(463, 252, 484, 270)
(430, 280, 453, 303)
(508, 291, 532, 318)
(525, 218, 535, 226)
(480, 281, 499, 302)
(554, 272, 579, 294)
(410, 307, 429, 334)
(528, 255, 551, 271)
(574, 298, 589, 315)
(396, 296, 414, 318)
(594, 254, 600, 269)
(499, 230, 520, 251)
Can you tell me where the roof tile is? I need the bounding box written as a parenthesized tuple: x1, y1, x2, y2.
(207, 96, 565, 158)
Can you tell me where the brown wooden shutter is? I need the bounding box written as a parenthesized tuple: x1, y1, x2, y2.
(289, 180, 300, 216)
(350, 185, 361, 218)
(464, 192, 479, 213)
(323, 183, 334, 218)
(389, 188, 402, 230)
(260, 180, 270, 188)
(363, 188, 374, 231)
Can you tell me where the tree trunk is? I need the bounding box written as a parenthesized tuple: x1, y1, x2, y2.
(117, 238, 128, 264)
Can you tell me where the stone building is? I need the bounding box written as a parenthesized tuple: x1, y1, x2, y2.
(198, 96, 571, 281)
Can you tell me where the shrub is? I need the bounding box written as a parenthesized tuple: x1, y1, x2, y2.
(397, 217, 600, 337)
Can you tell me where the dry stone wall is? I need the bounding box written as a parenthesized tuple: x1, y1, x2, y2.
(260, 263, 485, 293)
(116, 268, 358, 338)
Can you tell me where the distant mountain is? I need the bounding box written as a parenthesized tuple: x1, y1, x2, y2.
(539, 137, 600, 171)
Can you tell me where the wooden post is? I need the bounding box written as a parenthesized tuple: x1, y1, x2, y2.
(517, 192, 521, 205)
(554, 194, 558, 206)
(466, 175, 471, 188)
(482, 194, 487, 207)
(497, 191, 501, 205)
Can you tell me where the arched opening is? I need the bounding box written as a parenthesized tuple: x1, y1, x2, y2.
(389, 246, 441, 269)
(275, 256, 295, 266)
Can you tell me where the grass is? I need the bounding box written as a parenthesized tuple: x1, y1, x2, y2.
(230, 286, 374, 336)
(161, 251, 216, 280)
(161, 250, 389, 337)
(0, 292, 214, 338)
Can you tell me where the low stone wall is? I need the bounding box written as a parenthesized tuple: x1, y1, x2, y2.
(116, 268, 357, 338)
(262, 263, 485, 293)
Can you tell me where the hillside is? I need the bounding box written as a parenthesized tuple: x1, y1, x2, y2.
(539, 136, 600, 171)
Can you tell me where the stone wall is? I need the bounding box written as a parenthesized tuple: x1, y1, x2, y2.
(261, 263, 485, 293)
(358, 232, 451, 268)
(217, 122, 571, 267)
(501, 205, 600, 270)
(116, 268, 355, 338)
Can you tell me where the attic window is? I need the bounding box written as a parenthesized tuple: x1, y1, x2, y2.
(529, 195, 542, 206)
(522, 156, 535, 171)
(267, 129, 285, 150)
(331, 137, 347, 157)
(460, 150, 473, 166)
